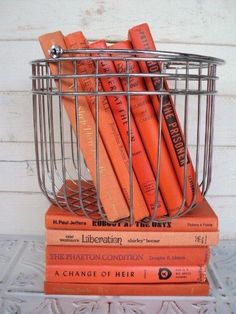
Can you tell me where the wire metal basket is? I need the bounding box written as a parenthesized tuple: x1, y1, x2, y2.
(31, 47, 224, 224)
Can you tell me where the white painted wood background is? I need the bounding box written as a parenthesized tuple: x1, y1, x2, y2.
(0, 0, 236, 237)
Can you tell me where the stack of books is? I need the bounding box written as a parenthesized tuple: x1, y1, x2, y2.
(37, 23, 219, 296)
(44, 190, 218, 296)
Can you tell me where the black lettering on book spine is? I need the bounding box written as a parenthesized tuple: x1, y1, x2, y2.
(138, 30, 189, 167)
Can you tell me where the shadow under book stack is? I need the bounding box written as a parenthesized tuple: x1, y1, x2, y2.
(44, 188, 218, 296)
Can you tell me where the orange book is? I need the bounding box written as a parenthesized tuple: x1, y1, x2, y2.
(46, 264, 206, 283)
(45, 197, 218, 232)
(64, 31, 148, 221)
(38, 32, 129, 222)
(89, 39, 166, 217)
(128, 23, 203, 207)
(45, 229, 219, 247)
(46, 245, 210, 266)
(44, 280, 209, 296)
(110, 40, 183, 215)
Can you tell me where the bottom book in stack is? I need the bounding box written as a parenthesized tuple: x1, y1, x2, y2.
(44, 197, 218, 296)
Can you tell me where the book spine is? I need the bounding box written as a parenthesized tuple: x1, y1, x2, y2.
(46, 245, 210, 266)
(44, 281, 209, 296)
(45, 199, 218, 231)
(38, 32, 129, 222)
(89, 39, 166, 217)
(64, 32, 148, 221)
(45, 229, 219, 247)
(110, 40, 183, 215)
(128, 23, 203, 207)
(46, 264, 206, 283)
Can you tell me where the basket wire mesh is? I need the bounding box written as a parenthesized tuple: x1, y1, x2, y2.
(31, 47, 224, 224)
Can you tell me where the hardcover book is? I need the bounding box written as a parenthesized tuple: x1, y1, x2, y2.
(45, 196, 218, 232)
(128, 23, 203, 207)
(44, 280, 209, 296)
(38, 32, 130, 222)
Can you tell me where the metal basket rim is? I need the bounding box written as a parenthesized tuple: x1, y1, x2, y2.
(31, 47, 225, 65)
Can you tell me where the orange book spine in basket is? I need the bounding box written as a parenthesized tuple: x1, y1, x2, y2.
(44, 280, 209, 296)
(89, 39, 166, 217)
(64, 31, 148, 221)
(46, 264, 206, 284)
(46, 245, 210, 266)
(38, 32, 129, 222)
(128, 23, 203, 207)
(110, 40, 183, 215)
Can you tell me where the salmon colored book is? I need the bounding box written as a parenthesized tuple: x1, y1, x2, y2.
(44, 280, 209, 296)
(89, 39, 166, 217)
(46, 245, 210, 266)
(128, 23, 203, 207)
(38, 32, 129, 222)
(64, 31, 149, 221)
(46, 229, 219, 247)
(46, 264, 206, 283)
(45, 198, 218, 232)
(110, 40, 183, 215)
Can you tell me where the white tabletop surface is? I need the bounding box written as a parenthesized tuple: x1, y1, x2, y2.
(0, 235, 235, 313)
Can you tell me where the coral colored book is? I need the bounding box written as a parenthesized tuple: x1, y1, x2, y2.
(46, 245, 210, 266)
(44, 280, 209, 296)
(38, 32, 129, 222)
(110, 40, 183, 215)
(45, 229, 218, 247)
(64, 31, 148, 221)
(128, 23, 203, 207)
(89, 40, 166, 218)
(46, 264, 206, 284)
(45, 198, 218, 232)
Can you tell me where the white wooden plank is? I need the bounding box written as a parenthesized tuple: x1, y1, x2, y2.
(0, 192, 49, 235)
(1, 93, 236, 146)
(1, 0, 236, 46)
(207, 196, 236, 240)
(0, 41, 233, 95)
(0, 143, 235, 197)
(0, 192, 234, 238)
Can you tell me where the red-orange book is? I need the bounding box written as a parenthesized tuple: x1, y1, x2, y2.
(38, 32, 129, 222)
(64, 31, 148, 221)
(128, 23, 203, 207)
(46, 245, 210, 266)
(89, 39, 166, 218)
(109, 40, 183, 215)
(46, 264, 206, 283)
(46, 229, 218, 247)
(45, 198, 218, 232)
(44, 280, 209, 296)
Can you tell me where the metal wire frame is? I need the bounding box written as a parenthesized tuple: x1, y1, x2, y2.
(31, 48, 224, 224)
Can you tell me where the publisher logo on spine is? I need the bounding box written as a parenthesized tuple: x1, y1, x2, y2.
(158, 268, 172, 280)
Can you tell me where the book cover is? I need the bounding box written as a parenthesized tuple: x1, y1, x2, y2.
(44, 280, 209, 296)
(46, 264, 206, 283)
(89, 39, 166, 218)
(45, 198, 218, 232)
(45, 229, 219, 247)
(109, 40, 183, 216)
(64, 31, 149, 221)
(128, 23, 203, 207)
(46, 245, 210, 266)
(38, 32, 129, 221)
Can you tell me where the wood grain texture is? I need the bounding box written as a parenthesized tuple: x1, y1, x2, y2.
(0, 0, 235, 236)
(1, 0, 236, 45)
